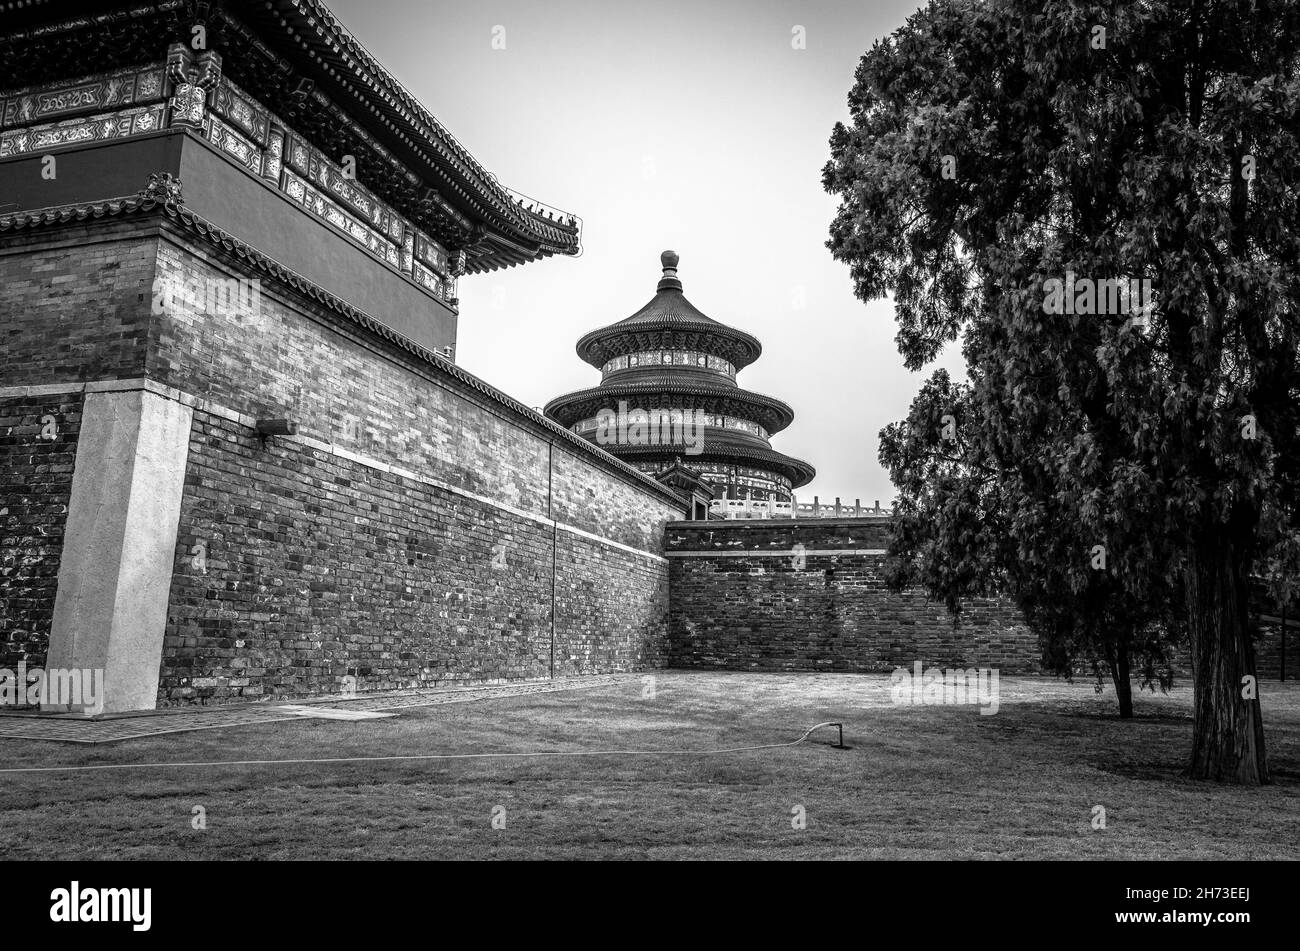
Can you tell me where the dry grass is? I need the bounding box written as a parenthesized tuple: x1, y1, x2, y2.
(0, 672, 1296, 859)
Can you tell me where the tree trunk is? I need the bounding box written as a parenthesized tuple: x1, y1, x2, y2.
(1185, 537, 1269, 784)
(1103, 639, 1134, 719)
(1116, 643, 1133, 719)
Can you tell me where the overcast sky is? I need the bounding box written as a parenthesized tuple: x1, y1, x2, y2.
(328, 0, 963, 506)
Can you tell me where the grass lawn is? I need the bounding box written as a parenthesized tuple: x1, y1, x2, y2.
(0, 672, 1296, 860)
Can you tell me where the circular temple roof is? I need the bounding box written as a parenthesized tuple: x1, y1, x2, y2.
(549, 250, 816, 490)
(605, 442, 817, 489)
(544, 379, 797, 436)
(575, 252, 763, 369)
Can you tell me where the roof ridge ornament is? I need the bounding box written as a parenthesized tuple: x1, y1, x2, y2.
(139, 173, 185, 208)
(657, 249, 682, 292)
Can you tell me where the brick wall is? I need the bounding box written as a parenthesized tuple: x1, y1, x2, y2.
(161, 421, 675, 704)
(555, 530, 669, 675)
(0, 224, 162, 675)
(163, 407, 558, 701)
(665, 519, 1043, 674)
(163, 416, 672, 701)
(0, 392, 82, 670)
(0, 226, 159, 386)
(141, 226, 682, 704)
(0, 212, 685, 707)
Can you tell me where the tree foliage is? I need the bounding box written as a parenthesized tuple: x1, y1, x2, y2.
(825, 0, 1300, 781)
(878, 369, 1180, 717)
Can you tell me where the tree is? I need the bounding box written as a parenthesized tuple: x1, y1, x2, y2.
(879, 369, 1180, 718)
(824, 0, 1300, 782)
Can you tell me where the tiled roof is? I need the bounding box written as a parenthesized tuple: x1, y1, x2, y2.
(602, 441, 817, 488)
(0, 0, 581, 273)
(544, 379, 797, 435)
(576, 251, 762, 368)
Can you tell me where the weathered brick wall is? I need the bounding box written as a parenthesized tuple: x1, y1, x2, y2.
(550, 445, 675, 553)
(554, 531, 669, 676)
(147, 228, 682, 704)
(0, 225, 158, 386)
(1, 214, 684, 707)
(164, 407, 559, 701)
(666, 519, 1043, 674)
(146, 234, 673, 537)
(0, 225, 161, 674)
(164, 420, 672, 701)
(0, 393, 82, 670)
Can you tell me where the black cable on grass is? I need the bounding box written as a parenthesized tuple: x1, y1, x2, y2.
(0, 722, 847, 774)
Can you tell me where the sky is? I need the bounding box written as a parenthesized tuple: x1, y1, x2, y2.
(327, 0, 964, 507)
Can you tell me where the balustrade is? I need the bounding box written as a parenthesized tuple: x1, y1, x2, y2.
(703, 496, 891, 520)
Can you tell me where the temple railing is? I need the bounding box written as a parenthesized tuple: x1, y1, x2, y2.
(704, 497, 893, 520)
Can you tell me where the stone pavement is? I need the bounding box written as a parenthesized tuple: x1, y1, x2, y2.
(0, 674, 638, 744)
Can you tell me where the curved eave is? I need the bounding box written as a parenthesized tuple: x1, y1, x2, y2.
(596, 441, 816, 489)
(544, 380, 796, 435)
(575, 318, 762, 370)
(463, 226, 582, 275)
(250, 0, 581, 263)
(0, 0, 581, 273)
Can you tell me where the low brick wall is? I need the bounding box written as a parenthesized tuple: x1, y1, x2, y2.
(162, 404, 673, 701)
(665, 518, 1042, 674)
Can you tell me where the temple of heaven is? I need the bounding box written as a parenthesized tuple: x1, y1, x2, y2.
(545, 251, 815, 509)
